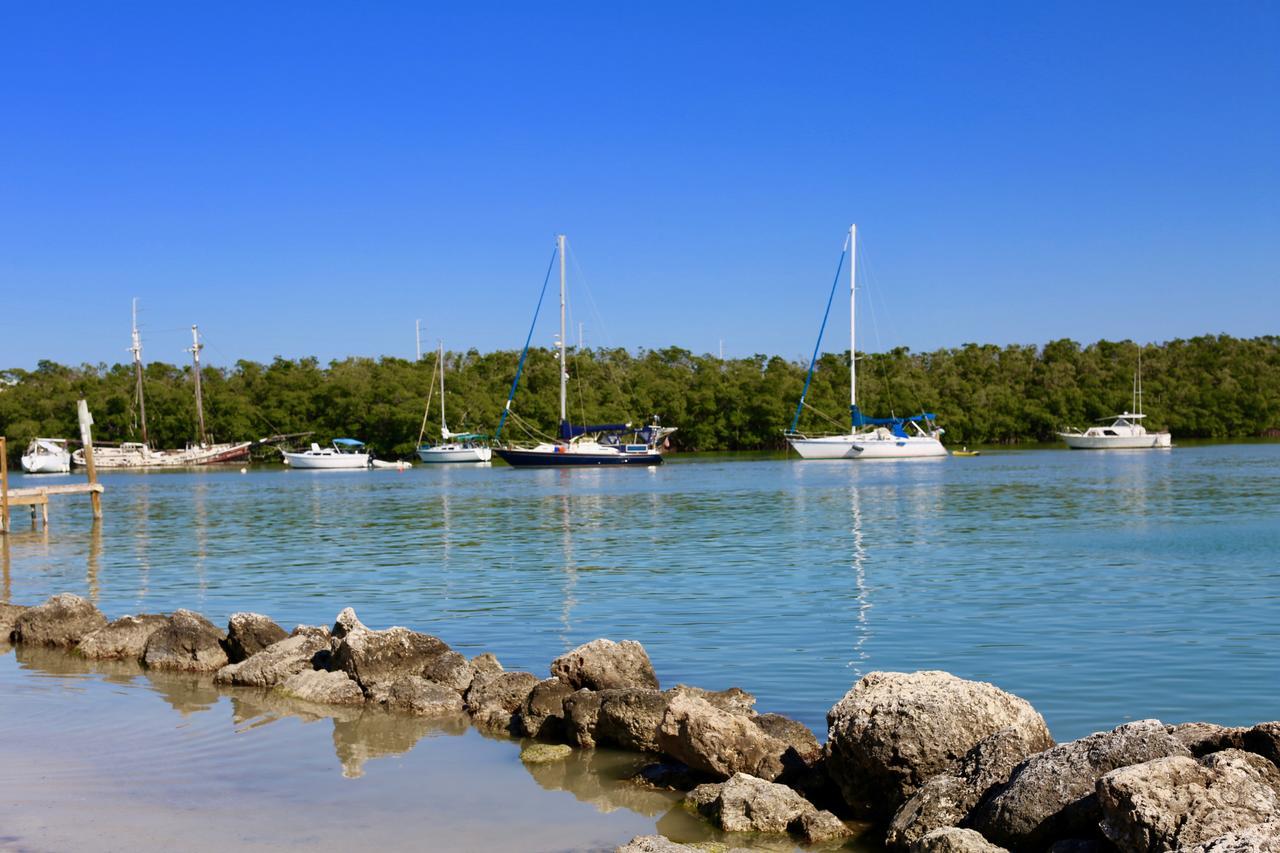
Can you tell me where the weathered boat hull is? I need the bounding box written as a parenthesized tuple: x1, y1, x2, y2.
(20, 455, 72, 474)
(73, 442, 252, 469)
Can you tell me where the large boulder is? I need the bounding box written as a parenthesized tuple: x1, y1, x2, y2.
(657, 692, 789, 781)
(685, 772, 849, 841)
(1246, 723, 1280, 768)
(1097, 749, 1280, 851)
(330, 625, 453, 699)
(970, 719, 1190, 849)
(518, 677, 577, 740)
(1176, 820, 1280, 852)
(385, 677, 466, 716)
(464, 670, 539, 733)
(142, 609, 229, 672)
(11, 593, 107, 648)
(0, 602, 27, 640)
(826, 671, 1053, 819)
(277, 669, 365, 705)
(77, 614, 167, 660)
(214, 632, 329, 687)
(223, 612, 287, 663)
(550, 638, 659, 691)
(911, 828, 1009, 853)
(889, 726, 1052, 849)
(595, 688, 670, 753)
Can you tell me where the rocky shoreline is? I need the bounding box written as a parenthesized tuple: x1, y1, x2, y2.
(3, 594, 1278, 852)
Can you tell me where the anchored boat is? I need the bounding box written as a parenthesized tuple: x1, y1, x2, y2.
(784, 224, 947, 460)
(416, 341, 492, 464)
(282, 439, 371, 469)
(1059, 352, 1171, 450)
(20, 438, 72, 474)
(492, 234, 676, 467)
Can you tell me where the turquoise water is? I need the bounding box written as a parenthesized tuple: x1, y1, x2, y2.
(4, 443, 1278, 741)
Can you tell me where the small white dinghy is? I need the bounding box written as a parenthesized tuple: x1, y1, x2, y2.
(21, 438, 72, 474)
(371, 459, 413, 470)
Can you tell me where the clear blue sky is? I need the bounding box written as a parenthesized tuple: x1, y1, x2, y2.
(2, 2, 1276, 369)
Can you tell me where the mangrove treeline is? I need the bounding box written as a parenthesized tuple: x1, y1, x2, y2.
(2, 334, 1277, 463)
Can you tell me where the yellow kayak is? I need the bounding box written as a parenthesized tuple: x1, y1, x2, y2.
(952, 448, 981, 457)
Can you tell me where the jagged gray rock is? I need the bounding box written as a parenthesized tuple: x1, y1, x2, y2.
(685, 772, 849, 841)
(142, 609, 229, 672)
(385, 676, 466, 716)
(754, 712, 823, 773)
(0, 602, 27, 640)
(470, 651, 503, 675)
(550, 638, 659, 690)
(826, 670, 1053, 819)
(564, 689, 604, 748)
(911, 827, 1009, 853)
(1167, 722, 1249, 757)
(518, 677, 576, 739)
(464, 670, 538, 733)
(422, 649, 474, 693)
(330, 624, 453, 699)
(223, 612, 287, 663)
(595, 688, 669, 753)
(667, 684, 756, 716)
(1097, 749, 1280, 851)
(11, 593, 107, 648)
(1246, 723, 1280, 768)
(1176, 820, 1280, 852)
(214, 631, 329, 687)
(330, 607, 365, 639)
(970, 719, 1191, 849)
(658, 692, 789, 781)
(77, 614, 167, 660)
(277, 669, 365, 705)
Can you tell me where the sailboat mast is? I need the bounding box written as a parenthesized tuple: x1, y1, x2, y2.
(130, 298, 149, 446)
(849, 223, 858, 412)
(189, 325, 207, 446)
(558, 234, 567, 428)
(439, 341, 447, 436)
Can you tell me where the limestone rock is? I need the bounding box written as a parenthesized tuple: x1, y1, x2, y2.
(550, 638, 659, 691)
(686, 772, 849, 841)
(330, 607, 366, 639)
(470, 652, 503, 675)
(11, 593, 107, 648)
(518, 677, 576, 739)
(1246, 723, 1280, 768)
(421, 649, 474, 693)
(563, 689, 604, 748)
(1167, 722, 1249, 757)
(1097, 749, 1280, 851)
(520, 743, 573, 764)
(658, 693, 789, 781)
(1176, 820, 1280, 852)
(970, 719, 1190, 849)
(223, 612, 287, 663)
(911, 827, 1009, 853)
(792, 807, 852, 843)
(596, 688, 669, 753)
(214, 631, 329, 687)
(0, 602, 27, 640)
(330, 625, 452, 698)
(277, 669, 365, 705)
(77, 614, 167, 660)
(385, 676, 466, 716)
(826, 670, 1053, 819)
(615, 836, 698, 853)
(142, 609, 229, 672)
(668, 684, 756, 716)
(464, 670, 538, 733)
(754, 712, 822, 770)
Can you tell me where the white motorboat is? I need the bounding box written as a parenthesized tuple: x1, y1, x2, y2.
(20, 438, 72, 474)
(282, 439, 371, 469)
(1059, 353, 1172, 450)
(492, 234, 676, 467)
(416, 341, 492, 464)
(785, 224, 948, 460)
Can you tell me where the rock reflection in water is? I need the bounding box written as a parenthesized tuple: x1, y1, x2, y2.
(520, 744, 677, 817)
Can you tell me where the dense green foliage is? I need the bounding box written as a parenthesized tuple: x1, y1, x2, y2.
(2, 335, 1277, 464)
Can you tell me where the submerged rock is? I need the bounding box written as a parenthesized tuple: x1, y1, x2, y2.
(615, 836, 699, 853)
(551, 638, 659, 691)
(630, 760, 703, 791)
(826, 670, 1053, 819)
(1097, 749, 1280, 851)
(520, 743, 573, 764)
(277, 669, 365, 705)
(686, 772, 849, 841)
(77, 614, 167, 660)
(142, 609, 229, 672)
(464, 670, 539, 733)
(11, 593, 107, 648)
(970, 719, 1190, 849)
(214, 631, 329, 687)
(911, 827, 1009, 853)
(658, 693, 789, 781)
(223, 612, 287, 663)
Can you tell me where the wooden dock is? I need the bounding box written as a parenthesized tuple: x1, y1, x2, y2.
(1, 403, 105, 533)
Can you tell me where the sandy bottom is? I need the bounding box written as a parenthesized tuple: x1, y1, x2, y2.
(0, 644, 873, 852)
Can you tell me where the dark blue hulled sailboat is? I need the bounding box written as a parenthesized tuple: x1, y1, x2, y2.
(492, 235, 676, 468)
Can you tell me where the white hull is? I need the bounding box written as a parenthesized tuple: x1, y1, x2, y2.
(73, 441, 252, 469)
(282, 451, 370, 469)
(1059, 432, 1172, 450)
(21, 454, 72, 474)
(788, 432, 949, 460)
(417, 445, 492, 463)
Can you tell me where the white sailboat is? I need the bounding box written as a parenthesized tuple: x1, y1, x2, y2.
(20, 438, 72, 474)
(416, 341, 492, 464)
(282, 438, 371, 469)
(72, 306, 254, 468)
(785, 224, 947, 460)
(1059, 353, 1172, 449)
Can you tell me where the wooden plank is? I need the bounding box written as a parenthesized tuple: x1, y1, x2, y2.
(5, 492, 50, 507)
(6, 483, 105, 498)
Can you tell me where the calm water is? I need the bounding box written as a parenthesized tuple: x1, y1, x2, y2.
(2, 444, 1278, 850)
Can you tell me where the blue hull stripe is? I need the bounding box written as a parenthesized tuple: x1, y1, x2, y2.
(495, 448, 664, 467)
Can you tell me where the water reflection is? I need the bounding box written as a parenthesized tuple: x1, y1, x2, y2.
(88, 519, 102, 604)
(849, 484, 870, 677)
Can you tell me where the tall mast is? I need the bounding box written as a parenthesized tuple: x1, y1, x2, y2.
(130, 298, 149, 446)
(849, 223, 858, 412)
(438, 340, 447, 436)
(1137, 346, 1144, 416)
(558, 234, 567, 428)
(189, 325, 207, 446)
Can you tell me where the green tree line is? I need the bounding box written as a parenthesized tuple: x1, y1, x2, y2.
(2, 334, 1277, 464)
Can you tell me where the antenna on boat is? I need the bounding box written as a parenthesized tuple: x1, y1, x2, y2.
(416, 319, 423, 361)
(130, 298, 149, 446)
(189, 325, 207, 446)
(438, 340, 447, 437)
(558, 234, 568, 432)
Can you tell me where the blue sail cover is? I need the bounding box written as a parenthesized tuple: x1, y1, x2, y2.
(851, 406, 936, 438)
(559, 421, 630, 439)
